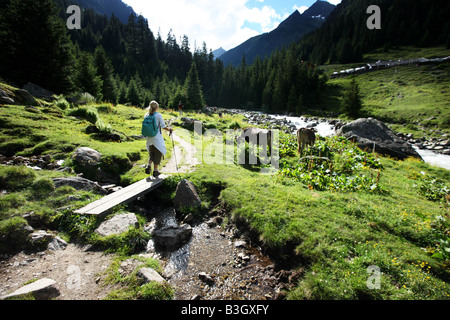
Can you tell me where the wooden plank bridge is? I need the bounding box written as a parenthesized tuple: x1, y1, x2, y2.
(74, 175, 167, 216)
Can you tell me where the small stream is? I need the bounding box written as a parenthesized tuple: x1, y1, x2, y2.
(270, 114, 450, 171)
(144, 208, 280, 300)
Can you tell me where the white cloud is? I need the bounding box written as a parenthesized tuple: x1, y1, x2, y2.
(327, 0, 342, 5)
(122, 0, 284, 51)
(294, 5, 309, 14)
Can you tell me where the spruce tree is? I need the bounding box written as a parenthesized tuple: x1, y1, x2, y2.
(94, 46, 117, 102)
(0, 0, 75, 93)
(74, 52, 103, 100)
(126, 78, 142, 106)
(343, 79, 363, 118)
(183, 62, 205, 109)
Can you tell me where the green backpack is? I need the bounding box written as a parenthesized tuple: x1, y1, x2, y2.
(142, 113, 159, 137)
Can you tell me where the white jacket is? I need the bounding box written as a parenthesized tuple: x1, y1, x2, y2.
(145, 112, 167, 156)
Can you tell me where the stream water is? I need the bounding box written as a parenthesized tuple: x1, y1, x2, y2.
(271, 114, 450, 171)
(144, 208, 279, 300)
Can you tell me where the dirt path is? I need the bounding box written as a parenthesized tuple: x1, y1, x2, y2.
(0, 131, 201, 300)
(161, 132, 200, 175)
(0, 244, 117, 300)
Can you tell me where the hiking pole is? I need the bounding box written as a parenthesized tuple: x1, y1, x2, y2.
(170, 130, 182, 181)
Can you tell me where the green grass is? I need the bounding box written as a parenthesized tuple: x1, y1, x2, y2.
(180, 127, 450, 300)
(319, 47, 450, 139)
(1, 57, 450, 301)
(103, 255, 174, 300)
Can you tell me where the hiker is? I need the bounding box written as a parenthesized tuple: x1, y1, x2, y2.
(145, 101, 173, 177)
(178, 101, 184, 116)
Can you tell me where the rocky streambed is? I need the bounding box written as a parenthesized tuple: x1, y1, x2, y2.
(216, 108, 450, 170)
(141, 203, 295, 300)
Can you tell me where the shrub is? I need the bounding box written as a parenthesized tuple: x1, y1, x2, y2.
(279, 136, 385, 192)
(67, 106, 99, 124)
(54, 98, 70, 110)
(413, 172, 449, 203)
(126, 152, 141, 162)
(95, 119, 113, 134)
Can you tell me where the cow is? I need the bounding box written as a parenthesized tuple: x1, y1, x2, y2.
(297, 128, 316, 154)
(237, 128, 272, 165)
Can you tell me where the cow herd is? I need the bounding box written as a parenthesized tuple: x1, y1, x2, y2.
(240, 127, 317, 156)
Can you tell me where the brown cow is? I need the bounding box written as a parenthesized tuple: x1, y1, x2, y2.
(297, 128, 316, 154)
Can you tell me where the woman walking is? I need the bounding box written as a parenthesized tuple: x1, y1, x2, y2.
(144, 101, 173, 177)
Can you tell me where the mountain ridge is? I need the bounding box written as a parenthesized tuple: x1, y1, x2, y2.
(218, 0, 335, 66)
(54, 0, 136, 24)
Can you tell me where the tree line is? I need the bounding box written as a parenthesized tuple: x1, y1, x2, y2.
(295, 0, 450, 65)
(0, 0, 326, 114)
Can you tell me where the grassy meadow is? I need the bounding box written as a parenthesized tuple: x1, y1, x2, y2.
(320, 46, 450, 138)
(1, 46, 450, 300)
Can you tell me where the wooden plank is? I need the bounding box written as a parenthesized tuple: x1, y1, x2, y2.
(74, 175, 166, 216)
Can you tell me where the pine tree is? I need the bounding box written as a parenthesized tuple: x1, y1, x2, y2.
(343, 79, 363, 118)
(126, 78, 142, 106)
(183, 62, 205, 109)
(75, 52, 103, 100)
(117, 82, 128, 104)
(94, 46, 117, 102)
(0, 0, 75, 93)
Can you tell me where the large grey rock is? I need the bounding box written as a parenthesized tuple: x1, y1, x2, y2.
(29, 230, 54, 249)
(173, 180, 201, 210)
(137, 267, 166, 284)
(52, 177, 107, 195)
(95, 213, 140, 237)
(14, 89, 38, 106)
(152, 224, 192, 251)
(337, 118, 423, 160)
(1, 278, 60, 300)
(23, 82, 55, 100)
(72, 147, 102, 169)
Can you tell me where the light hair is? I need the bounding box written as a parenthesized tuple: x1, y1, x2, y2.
(147, 101, 159, 114)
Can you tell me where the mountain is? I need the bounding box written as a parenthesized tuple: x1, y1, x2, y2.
(296, 0, 450, 64)
(218, 0, 335, 66)
(212, 47, 227, 59)
(55, 0, 136, 24)
(302, 0, 335, 19)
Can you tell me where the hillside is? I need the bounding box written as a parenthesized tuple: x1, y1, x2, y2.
(0, 81, 449, 301)
(296, 0, 450, 64)
(54, 0, 136, 24)
(317, 46, 450, 140)
(218, 1, 335, 66)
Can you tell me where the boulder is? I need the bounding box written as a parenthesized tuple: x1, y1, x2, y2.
(173, 180, 201, 210)
(52, 177, 107, 195)
(29, 230, 54, 249)
(14, 89, 38, 106)
(337, 118, 423, 160)
(152, 224, 192, 251)
(95, 213, 140, 237)
(72, 147, 102, 169)
(0, 89, 15, 104)
(1, 278, 59, 300)
(23, 83, 55, 101)
(137, 267, 166, 284)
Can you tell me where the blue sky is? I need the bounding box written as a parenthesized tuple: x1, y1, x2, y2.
(122, 0, 341, 51)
